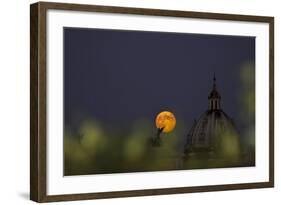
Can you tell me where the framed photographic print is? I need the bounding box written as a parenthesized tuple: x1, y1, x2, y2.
(30, 1, 274, 202)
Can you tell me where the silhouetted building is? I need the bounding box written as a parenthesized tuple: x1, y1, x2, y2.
(184, 75, 240, 157)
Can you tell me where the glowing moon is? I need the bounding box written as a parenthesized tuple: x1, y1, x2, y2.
(155, 111, 176, 133)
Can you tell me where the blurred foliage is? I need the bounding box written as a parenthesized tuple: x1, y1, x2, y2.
(64, 119, 183, 175)
(239, 62, 256, 164)
(240, 62, 255, 117)
(64, 116, 253, 175)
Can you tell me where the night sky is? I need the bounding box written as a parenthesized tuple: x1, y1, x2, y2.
(64, 27, 255, 135)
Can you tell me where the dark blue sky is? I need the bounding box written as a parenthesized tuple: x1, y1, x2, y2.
(64, 27, 255, 134)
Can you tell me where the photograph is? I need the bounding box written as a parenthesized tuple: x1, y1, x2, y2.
(63, 27, 256, 176)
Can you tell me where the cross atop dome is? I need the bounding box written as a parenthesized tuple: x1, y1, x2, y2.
(213, 73, 216, 89)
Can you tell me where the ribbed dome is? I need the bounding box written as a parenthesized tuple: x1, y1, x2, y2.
(185, 110, 237, 151)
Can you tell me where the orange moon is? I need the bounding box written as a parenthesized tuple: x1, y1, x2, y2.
(155, 111, 176, 133)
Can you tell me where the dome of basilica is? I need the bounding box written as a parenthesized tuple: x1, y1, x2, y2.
(184, 75, 240, 155)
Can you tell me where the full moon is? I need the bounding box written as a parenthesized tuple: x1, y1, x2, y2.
(155, 111, 176, 133)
